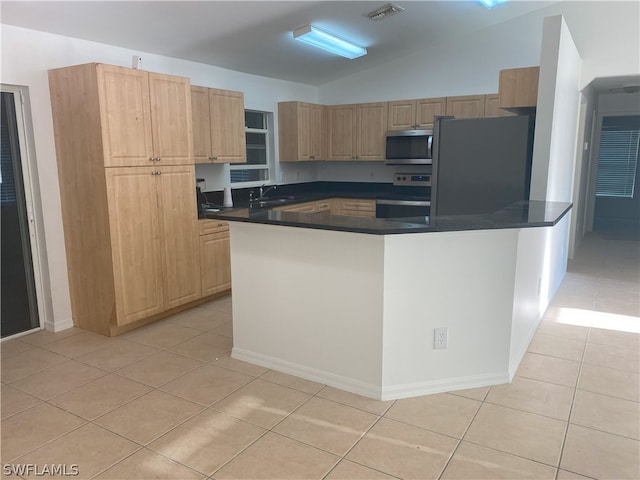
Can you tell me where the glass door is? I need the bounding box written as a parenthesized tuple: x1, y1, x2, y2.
(1, 91, 40, 337)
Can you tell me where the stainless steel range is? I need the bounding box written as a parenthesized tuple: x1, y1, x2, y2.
(376, 173, 431, 219)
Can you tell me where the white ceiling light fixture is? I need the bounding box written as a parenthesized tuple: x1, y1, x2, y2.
(292, 24, 367, 59)
(367, 3, 405, 21)
(479, 0, 510, 9)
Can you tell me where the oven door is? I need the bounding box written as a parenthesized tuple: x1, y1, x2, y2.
(376, 199, 431, 218)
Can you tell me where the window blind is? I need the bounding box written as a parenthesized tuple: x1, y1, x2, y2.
(1, 93, 18, 205)
(595, 115, 640, 198)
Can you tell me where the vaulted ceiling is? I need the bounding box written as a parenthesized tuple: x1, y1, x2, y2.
(1, 1, 557, 85)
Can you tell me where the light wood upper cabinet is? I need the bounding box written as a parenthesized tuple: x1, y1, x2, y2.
(498, 66, 539, 110)
(416, 98, 447, 129)
(356, 102, 388, 161)
(328, 102, 387, 161)
(97, 64, 193, 167)
(278, 101, 326, 161)
(191, 86, 213, 163)
(445, 95, 486, 118)
(148, 73, 194, 165)
(210, 88, 246, 163)
(191, 86, 246, 164)
(484, 94, 515, 118)
(388, 98, 446, 130)
(328, 104, 358, 160)
(105, 166, 200, 326)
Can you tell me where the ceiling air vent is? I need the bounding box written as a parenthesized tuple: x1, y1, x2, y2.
(367, 3, 404, 21)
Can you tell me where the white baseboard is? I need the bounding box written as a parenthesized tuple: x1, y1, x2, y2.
(232, 348, 382, 399)
(508, 313, 543, 380)
(233, 347, 510, 401)
(46, 316, 74, 332)
(380, 372, 511, 401)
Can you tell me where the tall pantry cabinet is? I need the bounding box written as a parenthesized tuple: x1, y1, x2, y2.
(49, 63, 201, 336)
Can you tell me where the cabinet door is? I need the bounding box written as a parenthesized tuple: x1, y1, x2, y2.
(191, 86, 212, 163)
(209, 88, 246, 163)
(105, 167, 164, 325)
(148, 73, 194, 165)
(446, 95, 486, 118)
(387, 100, 416, 130)
(273, 201, 317, 212)
(156, 166, 202, 309)
(415, 98, 446, 129)
(200, 231, 231, 296)
(357, 102, 387, 161)
(97, 65, 154, 167)
(309, 103, 325, 160)
(484, 94, 514, 118)
(328, 105, 357, 160)
(297, 103, 312, 160)
(498, 67, 539, 109)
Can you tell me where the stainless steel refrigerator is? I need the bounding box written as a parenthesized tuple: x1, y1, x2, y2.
(431, 115, 534, 216)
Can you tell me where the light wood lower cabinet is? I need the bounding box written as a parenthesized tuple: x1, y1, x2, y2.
(106, 166, 201, 326)
(199, 220, 231, 297)
(274, 198, 375, 217)
(332, 198, 376, 217)
(273, 201, 318, 213)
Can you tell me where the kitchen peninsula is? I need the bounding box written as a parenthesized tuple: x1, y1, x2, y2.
(208, 200, 571, 400)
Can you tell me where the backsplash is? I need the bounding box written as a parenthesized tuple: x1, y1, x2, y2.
(196, 161, 432, 193)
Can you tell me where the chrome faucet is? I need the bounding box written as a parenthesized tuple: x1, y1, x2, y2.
(258, 184, 277, 199)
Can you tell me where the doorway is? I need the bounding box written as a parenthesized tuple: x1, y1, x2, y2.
(1, 89, 41, 337)
(592, 114, 640, 239)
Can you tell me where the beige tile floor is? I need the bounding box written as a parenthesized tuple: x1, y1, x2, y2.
(1, 232, 639, 479)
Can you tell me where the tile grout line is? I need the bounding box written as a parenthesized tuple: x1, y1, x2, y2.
(554, 294, 593, 479)
(436, 391, 487, 480)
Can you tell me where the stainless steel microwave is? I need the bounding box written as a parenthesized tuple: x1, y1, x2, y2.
(385, 129, 433, 165)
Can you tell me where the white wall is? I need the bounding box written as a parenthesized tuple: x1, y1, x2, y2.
(0, 25, 317, 330)
(318, 1, 639, 104)
(317, 1, 639, 183)
(530, 15, 582, 202)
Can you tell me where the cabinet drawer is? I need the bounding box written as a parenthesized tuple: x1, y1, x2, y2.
(341, 200, 375, 211)
(340, 209, 376, 218)
(273, 201, 317, 213)
(199, 219, 229, 235)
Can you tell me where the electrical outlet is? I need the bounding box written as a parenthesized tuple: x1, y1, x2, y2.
(434, 327, 448, 349)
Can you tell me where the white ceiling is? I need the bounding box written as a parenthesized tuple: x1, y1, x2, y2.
(1, 0, 558, 85)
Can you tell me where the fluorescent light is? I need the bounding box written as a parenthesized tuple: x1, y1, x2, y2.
(292, 25, 367, 60)
(479, 0, 509, 8)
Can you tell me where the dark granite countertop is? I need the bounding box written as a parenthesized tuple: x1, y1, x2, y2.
(204, 199, 573, 235)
